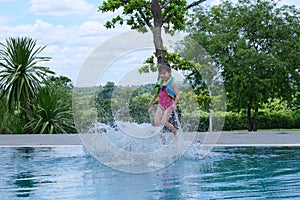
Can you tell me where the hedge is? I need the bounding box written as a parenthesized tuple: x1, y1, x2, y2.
(196, 111, 300, 131)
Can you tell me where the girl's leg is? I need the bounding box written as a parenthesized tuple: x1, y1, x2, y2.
(154, 106, 166, 144)
(161, 108, 178, 140)
(154, 106, 164, 126)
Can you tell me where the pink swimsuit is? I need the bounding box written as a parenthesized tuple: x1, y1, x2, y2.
(158, 87, 173, 110)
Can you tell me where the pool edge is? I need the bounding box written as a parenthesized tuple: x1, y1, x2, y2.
(0, 132, 299, 147)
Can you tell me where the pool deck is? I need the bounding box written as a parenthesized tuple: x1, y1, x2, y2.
(0, 131, 299, 147)
(195, 131, 300, 146)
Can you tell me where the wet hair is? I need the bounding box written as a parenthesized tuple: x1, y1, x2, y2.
(158, 63, 171, 74)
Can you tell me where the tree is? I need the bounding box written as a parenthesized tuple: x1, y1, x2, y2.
(96, 82, 116, 125)
(0, 37, 54, 120)
(23, 87, 77, 134)
(46, 75, 74, 110)
(186, 0, 300, 131)
(98, 0, 207, 65)
(46, 75, 73, 89)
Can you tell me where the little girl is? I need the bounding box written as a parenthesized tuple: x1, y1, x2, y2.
(148, 63, 180, 143)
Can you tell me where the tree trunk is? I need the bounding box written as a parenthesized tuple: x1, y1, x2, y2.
(24, 100, 33, 122)
(247, 103, 253, 131)
(151, 0, 166, 65)
(252, 107, 258, 131)
(247, 102, 258, 132)
(151, 27, 165, 64)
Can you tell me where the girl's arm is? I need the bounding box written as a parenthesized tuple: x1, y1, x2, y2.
(148, 95, 157, 112)
(172, 82, 180, 105)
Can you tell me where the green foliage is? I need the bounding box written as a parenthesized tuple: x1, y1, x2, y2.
(0, 38, 82, 134)
(91, 81, 300, 131)
(129, 93, 152, 123)
(0, 98, 26, 133)
(95, 82, 156, 125)
(257, 98, 300, 129)
(97, 98, 114, 125)
(294, 110, 300, 128)
(0, 97, 7, 133)
(140, 47, 203, 72)
(46, 75, 73, 89)
(96, 82, 116, 125)
(0, 37, 54, 112)
(140, 49, 213, 111)
(257, 111, 294, 130)
(0, 74, 77, 134)
(98, 0, 189, 34)
(46, 75, 73, 111)
(186, 0, 300, 130)
(2, 111, 26, 134)
(72, 88, 98, 131)
(198, 114, 209, 132)
(23, 87, 76, 134)
(98, 0, 208, 65)
(223, 112, 248, 131)
(222, 110, 300, 131)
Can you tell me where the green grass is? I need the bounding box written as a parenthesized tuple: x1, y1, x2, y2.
(228, 129, 300, 132)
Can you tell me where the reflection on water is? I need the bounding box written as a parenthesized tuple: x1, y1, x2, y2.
(13, 171, 35, 197)
(0, 146, 300, 199)
(12, 148, 36, 197)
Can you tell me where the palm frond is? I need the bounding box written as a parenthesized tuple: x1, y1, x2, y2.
(23, 87, 76, 134)
(0, 36, 54, 112)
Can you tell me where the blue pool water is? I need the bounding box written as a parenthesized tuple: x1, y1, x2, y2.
(1, 146, 300, 199)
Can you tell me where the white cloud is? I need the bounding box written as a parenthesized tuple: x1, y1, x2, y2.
(78, 21, 103, 37)
(0, 17, 130, 81)
(210, 0, 223, 5)
(29, 0, 95, 16)
(0, 16, 10, 24)
(278, 0, 300, 8)
(3, 0, 296, 83)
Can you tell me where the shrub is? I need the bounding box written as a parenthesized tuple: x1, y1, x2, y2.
(257, 111, 295, 129)
(223, 112, 248, 131)
(292, 110, 300, 129)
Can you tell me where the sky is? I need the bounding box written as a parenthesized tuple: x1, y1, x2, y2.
(0, 0, 299, 86)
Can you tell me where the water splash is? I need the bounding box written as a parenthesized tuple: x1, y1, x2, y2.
(79, 121, 218, 173)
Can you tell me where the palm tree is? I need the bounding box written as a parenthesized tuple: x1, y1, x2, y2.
(0, 37, 54, 120)
(23, 87, 77, 134)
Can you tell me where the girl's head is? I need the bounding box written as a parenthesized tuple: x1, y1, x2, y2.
(158, 63, 172, 81)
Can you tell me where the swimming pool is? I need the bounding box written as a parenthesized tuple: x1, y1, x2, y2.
(1, 146, 300, 199)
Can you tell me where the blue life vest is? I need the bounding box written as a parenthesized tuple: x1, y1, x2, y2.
(154, 76, 175, 99)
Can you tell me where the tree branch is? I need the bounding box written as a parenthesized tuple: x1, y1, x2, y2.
(151, 0, 163, 27)
(144, 1, 151, 10)
(138, 10, 153, 28)
(162, 0, 172, 9)
(187, 0, 207, 9)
